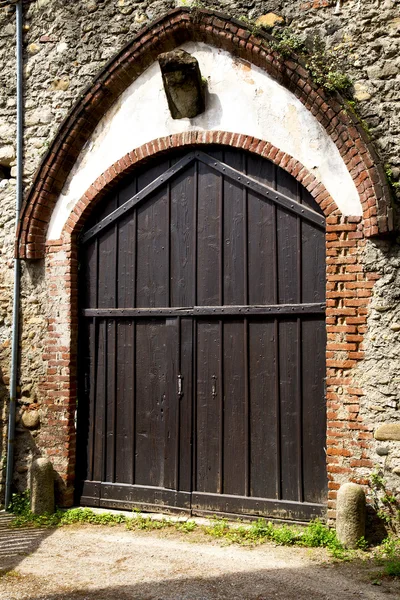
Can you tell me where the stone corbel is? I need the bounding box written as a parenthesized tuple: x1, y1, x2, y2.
(158, 49, 205, 119)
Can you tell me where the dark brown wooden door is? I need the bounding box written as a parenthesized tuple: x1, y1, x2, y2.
(77, 147, 327, 521)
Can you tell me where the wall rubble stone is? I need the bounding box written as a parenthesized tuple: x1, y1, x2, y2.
(0, 0, 399, 520)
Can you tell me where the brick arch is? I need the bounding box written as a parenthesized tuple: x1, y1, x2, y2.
(43, 130, 376, 513)
(59, 132, 342, 244)
(18, 6, 392, 259)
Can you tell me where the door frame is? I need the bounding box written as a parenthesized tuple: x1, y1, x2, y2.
(75, 146, 327, 520)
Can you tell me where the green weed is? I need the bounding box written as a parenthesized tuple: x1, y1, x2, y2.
(373, 536, 400, 580)
(8, 490, 30, 515)
(176, 520, 197, 533)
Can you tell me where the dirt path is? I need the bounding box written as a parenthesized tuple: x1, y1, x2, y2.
(0, 517, 399, 600)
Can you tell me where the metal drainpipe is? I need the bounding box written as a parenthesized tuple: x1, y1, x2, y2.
(5, 0, 23, 510)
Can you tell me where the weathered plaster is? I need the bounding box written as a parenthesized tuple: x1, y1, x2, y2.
(47, 42, 361, 241)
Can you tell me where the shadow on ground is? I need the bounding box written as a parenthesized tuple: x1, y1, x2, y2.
(0, 512, 52, 575)
(11, 566, 399, 600)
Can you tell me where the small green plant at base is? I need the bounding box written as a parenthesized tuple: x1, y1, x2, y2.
(373, 536, 400, 580)
(8, 490, 30, 515)
(384, 559, 400, 577)
(356, 536, 369, 551)
(176, 520, 197, 533)
(369, 467, 400, 535)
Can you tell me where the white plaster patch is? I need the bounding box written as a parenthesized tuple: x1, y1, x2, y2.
(47, 42, 362, 240)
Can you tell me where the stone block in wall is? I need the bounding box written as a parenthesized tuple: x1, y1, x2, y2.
(374, 423, 400, 441)
(158, 50, 205, 120)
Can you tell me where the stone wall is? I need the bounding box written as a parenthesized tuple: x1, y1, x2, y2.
(0, 0, 400, 521)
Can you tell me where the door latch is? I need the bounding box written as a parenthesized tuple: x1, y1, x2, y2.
(178, 374, 183, 398)
(212, 374, 217, 398)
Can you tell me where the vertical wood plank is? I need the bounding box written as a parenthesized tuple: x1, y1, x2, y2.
(246, 152, 275, 187)
(277, 207, 299, 304)
(296, 317, 304, 503)
(195, 319, 221, 493)
(247, 190, 275, 305)
(302, 317, 327, 504)
(276, 166, 299, 202)
(279, 318, 300, 501)
(197, 162, 221, 306)
(135, 320, 164, 487)
(249, 319, 279, 499)
(135, 152, 170, 309)
(86, 318, 97, 482)
(163, 318, 179, 491)
(223, 319, 246, 496)
(300, 185, 325, 216)
(105, 319, 116, 482)
(223, 153, 246, 305)
(92, 319, 106, 481)
(302, 220, 326, 303)
(115, 320, 134, 484)
(117, 207, 137, 309)
(193, 161, 198, 306)
(170, 164, 196, 308)
(179, 318, 193, 492)
(135, 319, 178, 489)
(83, 239, 98, 309)
(136, 189, 169, 308)
(97, 227, 117, 309)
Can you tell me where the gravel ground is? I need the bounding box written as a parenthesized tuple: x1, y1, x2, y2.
(0, 514, 399, 600)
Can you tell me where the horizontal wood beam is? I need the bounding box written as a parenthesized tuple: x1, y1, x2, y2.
(82, 303, 325, 318)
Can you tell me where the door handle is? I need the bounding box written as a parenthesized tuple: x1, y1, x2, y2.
(177, 374, 183, 398)
(212, 374, 217, 398)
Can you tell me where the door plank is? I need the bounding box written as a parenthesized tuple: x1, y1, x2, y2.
(249, 319, 279, 499)
(136, 189, 169, 308)
(223, 320, 246, 496)
(92, 319, 106, 482)
(197, 162, 221, 306)
(223, 152, 246, 305)
(302, 317, 327, 503)
(247, 190, 276, 305)
(115, 320, 135, 484)
(195, 319, 221, 493)
(179, 318, 193, 493)
(135, 319, 178, 489)
(170, 164, 196, 308)
(279, 319, 301, 501)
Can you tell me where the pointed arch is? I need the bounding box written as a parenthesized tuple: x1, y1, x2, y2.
(17, 7, 392, 259)
(58, 132, 339, 245)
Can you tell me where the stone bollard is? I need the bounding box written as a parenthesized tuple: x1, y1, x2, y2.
(336, 482, 366, 548)
(31, 457, 55, 515)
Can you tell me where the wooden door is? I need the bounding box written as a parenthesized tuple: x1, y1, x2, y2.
(76, 146, 327, 521)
